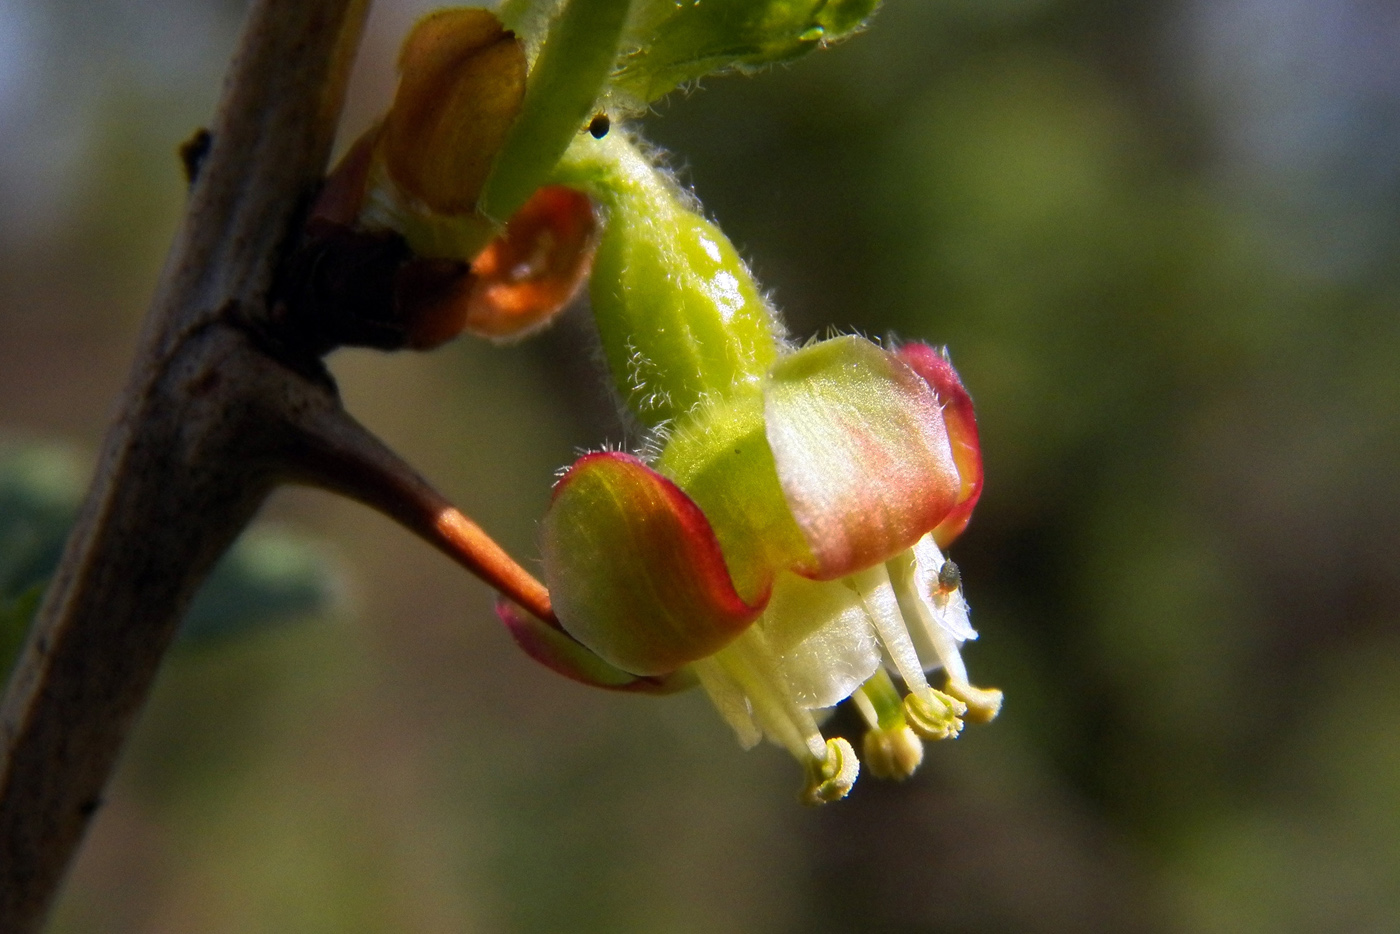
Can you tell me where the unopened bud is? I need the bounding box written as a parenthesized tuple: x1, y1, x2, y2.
(383, 9, 526, 215)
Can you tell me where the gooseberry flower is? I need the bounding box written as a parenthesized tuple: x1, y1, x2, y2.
(321, 3, 997, 804)
(498, 134, 1002, 803)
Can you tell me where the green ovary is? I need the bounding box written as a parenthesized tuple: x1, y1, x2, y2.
(555, 134, 784, 427)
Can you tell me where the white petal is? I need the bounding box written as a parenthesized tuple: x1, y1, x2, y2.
(937, 588, 977, 643)
(911, 534, 977, 641)
(760, 573, 880, 709)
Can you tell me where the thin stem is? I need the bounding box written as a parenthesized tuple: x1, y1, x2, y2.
(282, 398, 556, 625)
(434, 510, 555, 624)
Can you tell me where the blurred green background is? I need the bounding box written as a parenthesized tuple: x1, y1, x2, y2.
(4, 0, 1400, 930)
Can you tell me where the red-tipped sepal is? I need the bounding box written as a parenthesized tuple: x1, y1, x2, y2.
(764, 336, 961, 579)
(496, 598, 691, 694)
(897, 343, 983, 547)
(541, 452, 769, 677)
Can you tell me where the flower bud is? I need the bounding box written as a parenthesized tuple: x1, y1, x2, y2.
(464, 185, 596, 340)
(382, 9, 526, 215)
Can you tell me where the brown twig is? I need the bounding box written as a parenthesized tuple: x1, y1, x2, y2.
(0, 3, 560, 923)
(0, 2, 370, 928)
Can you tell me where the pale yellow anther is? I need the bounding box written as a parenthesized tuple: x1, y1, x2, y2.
(903, 690, 965, 741)
(801, 737, 860, 805)
(862, 725, 924, 780)
(945, 679, 1003, 724)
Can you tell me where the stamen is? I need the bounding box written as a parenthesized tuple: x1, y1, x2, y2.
(945, 680, 1003, 724)
(886, 547, 969, 683)
(801, 737, 859, 805)
(859, 668, 908, 730)
(862, 725, 923, 781)
(854, 671, 924, 780)
(903, 690, 965, 741)
(713, 628, 828, 763)
(887, 540, 1003, 724)
(851, 684, 881, 728)
(698, 615, 869, 799)
(847, 564, 935, 703)
(692, 657, 761, 749)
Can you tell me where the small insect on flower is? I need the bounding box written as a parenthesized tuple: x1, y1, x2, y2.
(936, 559, 961, 596)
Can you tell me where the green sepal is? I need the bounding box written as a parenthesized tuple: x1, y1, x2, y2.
(655, 391, 813, 604)
(764, 336, 961, 579)
(541, 452, 768, 676)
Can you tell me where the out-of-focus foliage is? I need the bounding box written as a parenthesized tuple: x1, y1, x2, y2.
(0, 444, 86, 676)
(4, 0, 1400, 931)
(0, 444, 77, 599)
(181, 527, 346, 643)
(0, 444, 345, 678)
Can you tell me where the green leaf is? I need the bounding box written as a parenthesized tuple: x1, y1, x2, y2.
(612, 0, 883, 105)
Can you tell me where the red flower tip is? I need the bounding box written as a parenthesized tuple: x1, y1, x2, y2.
(496, 598, 692, 694)
(897, 343, 983, 546)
